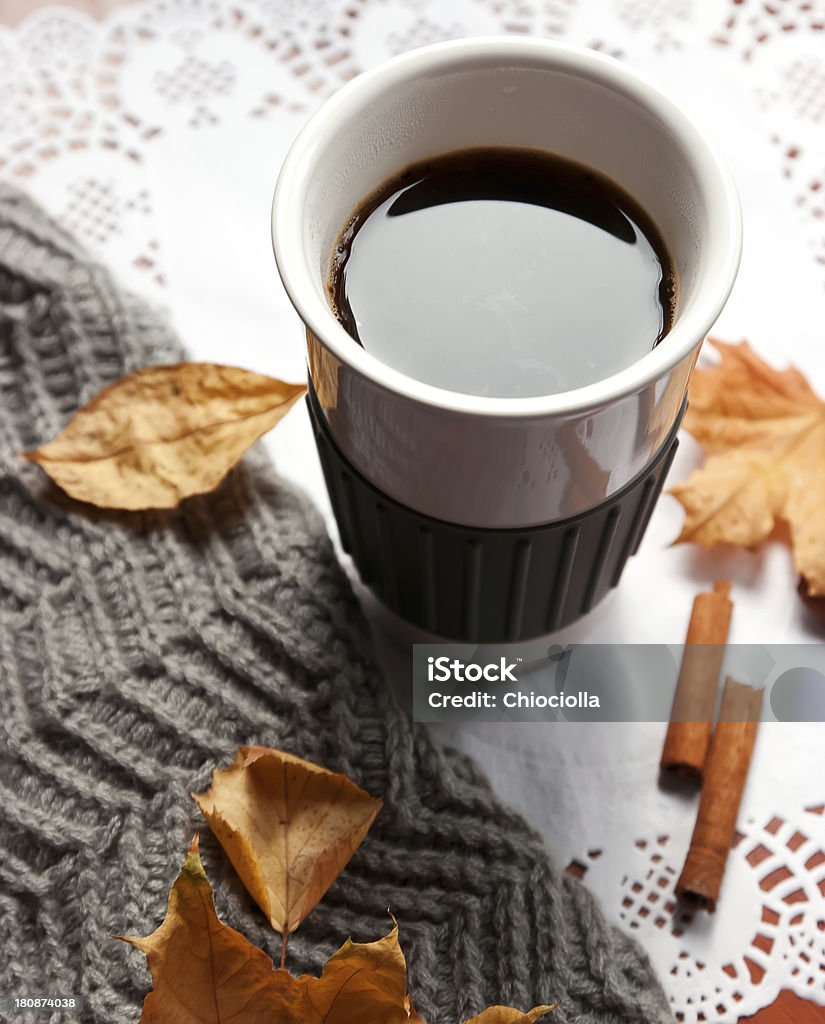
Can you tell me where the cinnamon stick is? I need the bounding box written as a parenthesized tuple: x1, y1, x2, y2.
(676, 677, 763, 912)
(660, 581, 733, 781)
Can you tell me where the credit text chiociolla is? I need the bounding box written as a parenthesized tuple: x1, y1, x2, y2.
(427, 690, 601, 709)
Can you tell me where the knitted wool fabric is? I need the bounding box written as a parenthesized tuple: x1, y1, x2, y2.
(0, 185, 673, 1024)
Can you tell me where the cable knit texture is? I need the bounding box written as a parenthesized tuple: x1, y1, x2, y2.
(0, 186, 673, 1024)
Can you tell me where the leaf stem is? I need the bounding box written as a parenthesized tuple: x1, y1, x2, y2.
(280, 930, 288, 970)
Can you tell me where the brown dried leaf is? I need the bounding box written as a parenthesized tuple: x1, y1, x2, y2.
(671, 340, 825, 597)
(23, 363, 306, 509)
(120, 834, 280, 1024)
(463, 1007, 557, 1024)
(271, 923, 412, 1024)
(122, 839, 416, 1024)
(687, 338, 819, 419)
(193, 745, 382, 934)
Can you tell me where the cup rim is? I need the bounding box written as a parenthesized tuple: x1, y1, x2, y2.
(272, 36, 742, 418)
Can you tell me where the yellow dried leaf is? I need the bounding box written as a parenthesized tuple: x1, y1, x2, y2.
(671, 340, 825, 596)
(193, 745, 382, 935)
(463, 1007, 557, 1024)
(120, 834, 280, 1024)
(24, 363, 306, 509)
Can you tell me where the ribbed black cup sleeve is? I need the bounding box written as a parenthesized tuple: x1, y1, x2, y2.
(308, 384, 683, 641)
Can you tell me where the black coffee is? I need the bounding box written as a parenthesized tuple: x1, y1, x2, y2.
(329, 148, 676, 398)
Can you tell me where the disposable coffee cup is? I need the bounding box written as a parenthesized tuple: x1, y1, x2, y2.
(272, 37, 742, 642)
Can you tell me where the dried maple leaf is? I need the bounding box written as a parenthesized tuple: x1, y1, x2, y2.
(671, 340, 825, 598)
(23, 363, 306, 509)
(193, 746, 382, 939)
(120, 834, 281, 1024)
(121, 837, 415, 1024)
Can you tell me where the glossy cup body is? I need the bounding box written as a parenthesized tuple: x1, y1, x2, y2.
(272, 37, 741, 530)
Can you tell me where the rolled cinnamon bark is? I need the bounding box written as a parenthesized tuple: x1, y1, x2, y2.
(661, 581, 733, 780)
(676, 677, 763, 911)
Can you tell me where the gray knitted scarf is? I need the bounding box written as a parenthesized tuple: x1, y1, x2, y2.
(0, 185, 672, 1024)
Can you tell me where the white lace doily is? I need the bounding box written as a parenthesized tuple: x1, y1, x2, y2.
(426, 718, 825, 1023)
(1, 1, 824, 1020)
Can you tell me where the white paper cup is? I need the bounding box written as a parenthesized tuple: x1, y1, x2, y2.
(272, 37, 741, 641)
